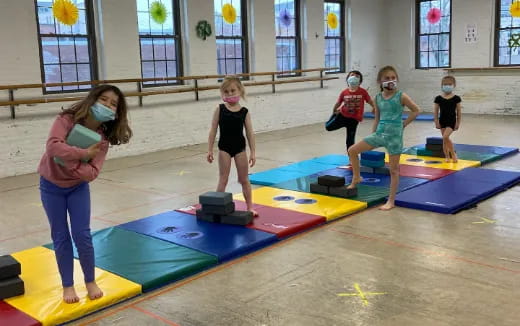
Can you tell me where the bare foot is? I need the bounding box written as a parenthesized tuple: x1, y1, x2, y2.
(379, 202, 395, 211)
(445, 158, 451, 163)
(248, 209, 259, 217)
(63, 286, 80, 304)
(451, 154, 458, 163)
(347, 177, 363, 189)
(86, 282, 104, 300)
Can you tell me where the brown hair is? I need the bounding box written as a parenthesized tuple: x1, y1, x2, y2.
(220, 76, 246, 99)
(61, 84, 132, 145)
(377, 65, 399, 83)
(441, 75, 456, 86)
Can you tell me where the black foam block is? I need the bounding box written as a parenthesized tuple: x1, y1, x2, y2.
(329, 186, 358, 198)
(0, 255, 21, 280)
(317, 175, 345, 187)
(199, 191, 233, 206)
(201, 202, 235, 215)
(0, 276, 24, 300)
(221, 211, 254, 225)
(310, 182, 329, 194)
(196, 209, 221, 223)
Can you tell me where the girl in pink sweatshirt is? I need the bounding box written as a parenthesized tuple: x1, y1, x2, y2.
(38, 85, 132, 303)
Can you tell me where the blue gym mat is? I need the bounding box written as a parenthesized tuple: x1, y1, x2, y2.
(118, 211, 278, 262)
(394, 168, 520, 214)
(453, 144, 518, 156)
(249, 155, 348, 186)
(308, 168, 429, 191)
(363, 112, 434, 121)
(402, 144, 518, 164)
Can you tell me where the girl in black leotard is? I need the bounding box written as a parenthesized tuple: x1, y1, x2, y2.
(433, 75, 462, 162)
(207, 76, 258, 216)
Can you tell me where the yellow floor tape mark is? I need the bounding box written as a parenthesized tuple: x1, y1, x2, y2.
(472, 217, 496, 224)
(30, 202, 43, 207)
(337, 283, 387, 306)
(177, 170, 191, 176)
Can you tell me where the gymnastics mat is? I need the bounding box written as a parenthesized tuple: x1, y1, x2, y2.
(44, 227, 217, 292)
(272, 177, 390, 207)
(395, 168, 520, 214)
(249, 155, 347, 186)
(393, 154, 480, 170)
(0, 301, 41, 326)
(402, 145, 502, 164)
(309, 168, 429, 191)
(363, 112, 434, 121)
(177, 201, 326, 238)
(453, 144, 518, 156)
(234, 187, 367, 221)
(398, 164, 455, 180)
(119, 211, 277, 262)
(5, 246, 140, 326)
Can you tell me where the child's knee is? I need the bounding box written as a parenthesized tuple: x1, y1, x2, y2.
(72, 230, 93, 249)
(238, 175, 249, 185)
(389, 166, 400, 176)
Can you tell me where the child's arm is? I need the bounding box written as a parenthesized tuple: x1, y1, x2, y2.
(367, 97, 376, 114)
(372, 102, 380, 133)
(332, 102, 342, 114)
(455, 102, 462, 130)
(401, 93, 420, 128)
(62, 141, 109, 182)
(244, 112, 256, 167)
(46, 115, 90, 161)
(207, 106, 220, 163)
(433, 103, 441, 129)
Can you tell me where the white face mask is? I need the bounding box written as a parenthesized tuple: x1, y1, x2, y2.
(382, 80, 397, 90)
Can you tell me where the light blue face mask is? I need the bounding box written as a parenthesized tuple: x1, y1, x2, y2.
(347, 75, 360, 87)
(90, 102, 116, 122)
(442, 85, 454, 93)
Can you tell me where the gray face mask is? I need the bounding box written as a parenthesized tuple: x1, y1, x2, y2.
(90, 102, 116, 122)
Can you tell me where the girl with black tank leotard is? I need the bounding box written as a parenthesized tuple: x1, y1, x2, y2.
(207, 76, 258, 217)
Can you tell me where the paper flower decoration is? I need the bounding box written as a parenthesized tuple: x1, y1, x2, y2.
(426, 7, 441, 24)
(222, 3, 237, 24)
(327, 12, 338, 29)
(510, 1, 520, 18)
(196, 20, 212, 40)
(508, 33, 520, 49)
(279, 9, 292, 27)
(52, 0, 79, 26)
(150, 1, 168, 24)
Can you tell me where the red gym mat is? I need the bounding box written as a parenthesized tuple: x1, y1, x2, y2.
(0, 301, 41, 326)
(399, 164, 455, 180)
(176, 201, 326, 238)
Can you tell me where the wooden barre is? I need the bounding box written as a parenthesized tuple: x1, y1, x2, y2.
(0, 76, 339, 106)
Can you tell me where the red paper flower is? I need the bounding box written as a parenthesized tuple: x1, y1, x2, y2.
(427, 7, 441, 24)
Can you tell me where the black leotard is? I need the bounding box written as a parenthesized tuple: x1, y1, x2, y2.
(218, 104, 248, 157)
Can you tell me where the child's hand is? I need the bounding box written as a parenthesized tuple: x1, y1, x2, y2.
(207, 151, 214, 163)
(334, 107, 341, 114)
(249, 153, 256, 167)
(435, 121, 441, 129)
(85, 142, 102, 160)
(455, 124, 459, 131)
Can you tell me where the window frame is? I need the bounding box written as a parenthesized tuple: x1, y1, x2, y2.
(137, 0, 184, 87)
(275, 0, 302, 77)
(415, 0, 452, 69)
(324, 0, 345, 74)
(215, 0, 249, 76)
(34, 0, 99, 94)
(494, 0, 520, 67)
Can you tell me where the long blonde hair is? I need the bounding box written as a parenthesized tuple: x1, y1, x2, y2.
(220, 76, 246, 99)
(61, 85, 132, 145)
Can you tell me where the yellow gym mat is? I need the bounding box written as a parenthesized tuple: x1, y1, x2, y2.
(6, 246, 141, 326)
(234, 186, 367, 221)
(386, 153, 480, 170)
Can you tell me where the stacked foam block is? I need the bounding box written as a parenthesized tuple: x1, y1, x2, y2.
(196, 191, 253, 225)
(418, 137, 445, 157)
(0, 255, 24, 300)
(359, 151, 389, 174)
(310, 175, 358, 198)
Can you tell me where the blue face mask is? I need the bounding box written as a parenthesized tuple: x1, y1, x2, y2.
(347, 75, 360, 87)
(442, 85, 454, 94)
(90, 102, 116, 122)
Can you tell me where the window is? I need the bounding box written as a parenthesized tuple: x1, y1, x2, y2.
(324, 1, 345, 73)
(275, 0, 301, 76)
(495, 0, 520, 66)
(137, 0, 183, 86)
(415, 0, 451, 69)
(214, 0, 248, 75)
(35, 0, 97, 93)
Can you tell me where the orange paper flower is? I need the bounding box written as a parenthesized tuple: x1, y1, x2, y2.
(510, 1, 520, 18)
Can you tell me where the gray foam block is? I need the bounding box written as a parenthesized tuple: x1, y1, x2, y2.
(310, 182, 329, 194)
(199, 191, 233, 206)
(0, 276, 24, 300)
(329, 186, 358, 198)
(221, 211, 254, 225)
(196, 209, 221, 223)
(0, 255, 21, 280)
(201, 201, 235, 215)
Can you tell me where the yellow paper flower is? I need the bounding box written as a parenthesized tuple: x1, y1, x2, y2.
(510, 1, 520, 18)
(52, 0, 79, 26)
(222, 3, 237, 24)
(327, 12, 338, 29)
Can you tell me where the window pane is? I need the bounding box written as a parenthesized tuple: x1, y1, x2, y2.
(276, 0, 300, 74)
(153, 38, 166, 60)
(42, 37, 59, 64)
(215, 0, 247, 74)
(416, 0, 450, 68)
